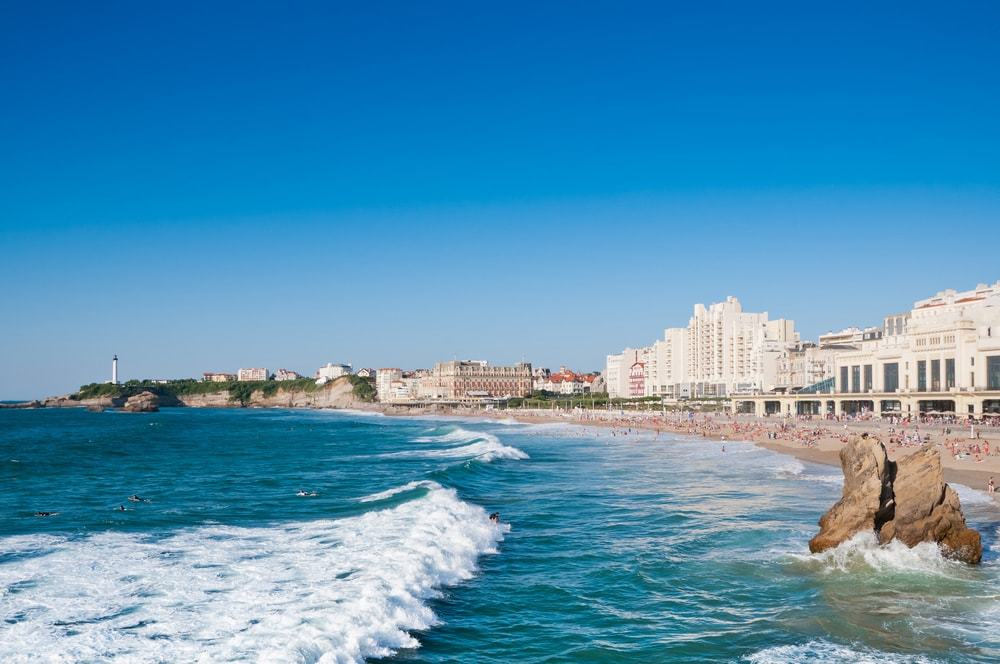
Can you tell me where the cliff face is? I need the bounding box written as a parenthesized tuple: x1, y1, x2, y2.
(17, 377, 368, 412)
(177, 377, 362, 409)
(809, 435, 982, 564)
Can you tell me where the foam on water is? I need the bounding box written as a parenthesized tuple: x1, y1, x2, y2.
(357, 479, 442, 503)
(953, 482, 996, 507)
(0, 484, 503, 663)
(774, 458, 806, 478)
(798, 531, 961, 576)
(744, 640, 941, 663)
(396, 428, 528, 463)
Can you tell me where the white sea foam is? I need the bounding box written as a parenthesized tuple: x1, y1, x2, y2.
(800, 531, 960, 576)
(952, 482, 996, 507)
(357, 479, 442, 502)
(398, 428, 528, 463)
(744, 640, 940, 663)
(774, 459, 806, 478)
(0, 484, 503, 663)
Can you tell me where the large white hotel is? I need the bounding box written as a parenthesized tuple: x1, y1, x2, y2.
(606, 296, 799, 399)
(607, 281, 1000, 418)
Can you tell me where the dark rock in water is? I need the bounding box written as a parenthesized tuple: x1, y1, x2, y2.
(809, 435, 982, 564)
(122, 391, 160, 413)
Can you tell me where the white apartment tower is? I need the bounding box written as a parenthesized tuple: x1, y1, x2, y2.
(685, 297, 798, 396)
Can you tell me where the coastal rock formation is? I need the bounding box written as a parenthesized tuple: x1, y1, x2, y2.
(809, 435, 982, 564)
(123, 391, 160, 413)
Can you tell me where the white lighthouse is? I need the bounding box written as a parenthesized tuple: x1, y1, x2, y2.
(112, 354, 119, 385)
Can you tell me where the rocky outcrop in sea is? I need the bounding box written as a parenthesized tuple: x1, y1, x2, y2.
(122, 391, 160, 413)
(809, 434, 982, 564)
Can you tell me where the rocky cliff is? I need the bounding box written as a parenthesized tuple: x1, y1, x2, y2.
(123, 391, 160, 412)
(809, 435, 982, 564)
(11, 376, 368, 412)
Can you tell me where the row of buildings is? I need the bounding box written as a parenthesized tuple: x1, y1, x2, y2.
(375, 361, 534, 403)
(201, 363, 373, 384)
(736, 281, 1000, 418)
(605, 296, 800, 399)
(606, 281, 1000, 417)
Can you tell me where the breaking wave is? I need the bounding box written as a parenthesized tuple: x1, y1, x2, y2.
(0, 483, 503, 663)
(796, 531, 961, 576)
(744, 640, 940, 663)
(396, 428, 528, 463)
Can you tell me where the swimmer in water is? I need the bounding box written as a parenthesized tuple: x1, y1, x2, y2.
(489, 512, 500, 523)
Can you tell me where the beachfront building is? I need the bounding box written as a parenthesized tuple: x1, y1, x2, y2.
(606, 347, 650, 398)
(608, 297, 798, 399)
(736, 281, 1000, 418)
(646, 327, 690, 398)
(419, 360, 533, 401)
(203, 372, 237, 383)
(237, 368, 268, 382)
(535, 368, 599, 395)
(685, 297, 799, 397)
(376, 368, 416, 402)
(274, 369, 301, 381)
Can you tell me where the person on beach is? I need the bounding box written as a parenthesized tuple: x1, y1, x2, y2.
(989, 478, 995, 495)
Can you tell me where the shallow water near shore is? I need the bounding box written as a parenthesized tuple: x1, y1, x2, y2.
(1, 409, 999, 662)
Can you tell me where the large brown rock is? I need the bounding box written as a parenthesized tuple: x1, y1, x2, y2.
(122, 391, 160, 413)
(809, 435, 981, 564)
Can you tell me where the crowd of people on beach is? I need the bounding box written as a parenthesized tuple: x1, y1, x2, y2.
(507, 406, 1000, 469)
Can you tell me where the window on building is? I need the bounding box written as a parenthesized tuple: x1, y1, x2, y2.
(917, 360, 927, 392)
(989, 356, 1000, 391)
(945, 358, 955, 390)
(851, 366, 861, 394)
(930, 359, 940, 392)
(864, 365, 873, 392)
(884, 363, 899, 392)
(840, 366, 849, 393)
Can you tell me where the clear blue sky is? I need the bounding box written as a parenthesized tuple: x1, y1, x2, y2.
(2, 1, 999, 399)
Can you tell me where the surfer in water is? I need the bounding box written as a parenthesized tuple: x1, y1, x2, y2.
(489, 512, 500, 524)
(34, 511, 57, 517)
(128, 495, 148, 503)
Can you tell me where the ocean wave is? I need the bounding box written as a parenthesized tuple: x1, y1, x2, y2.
(0, 484, 503, 663)
(796, 531, 960, 576)
(357, 479, 442, 502)
(952, 483, 996, 507)
(774, 459, 806, 478)
(398, 428, 528, 463)
(744, 639, 940, 663)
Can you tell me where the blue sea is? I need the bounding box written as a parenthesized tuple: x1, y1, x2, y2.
(2, 408, 999, 663)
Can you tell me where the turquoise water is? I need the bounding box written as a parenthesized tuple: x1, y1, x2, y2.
(1, 408, 999, 663)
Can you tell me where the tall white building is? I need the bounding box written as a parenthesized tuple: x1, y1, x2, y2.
(605, 297, 797, 398)
(685, 297, 798, 396)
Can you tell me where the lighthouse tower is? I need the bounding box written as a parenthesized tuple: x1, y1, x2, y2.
(112, 355, 119, 385)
